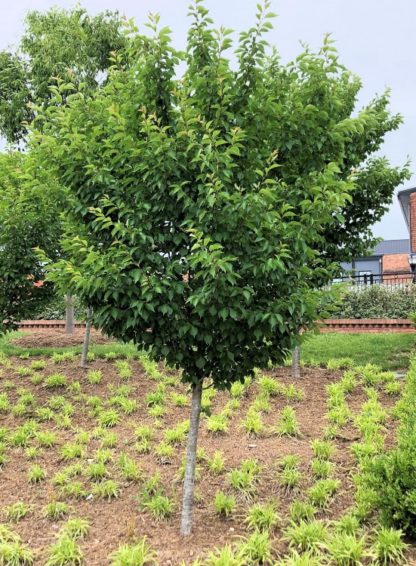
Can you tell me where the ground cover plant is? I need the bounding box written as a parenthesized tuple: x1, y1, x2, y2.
(2, 330, 415, 371)
(0, 346, 415, 564)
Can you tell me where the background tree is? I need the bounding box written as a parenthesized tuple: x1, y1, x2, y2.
(0, 152, 61, 333)
(33, 0, 408, 534)
(0, 6, 126, 145)
(276, 42, 410, 375)
(0, 6, 127, 333)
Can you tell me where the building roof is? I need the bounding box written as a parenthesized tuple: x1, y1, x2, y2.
(372, 239, 409, 255)
(397, 186, 416, 228)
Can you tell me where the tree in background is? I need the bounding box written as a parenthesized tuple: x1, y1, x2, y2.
(280, 44, 410, 375)
(0, 6, 126, 145)
(33, 0, 409, 533)
(0, 6, 127, 333)
(0, 152, 61, 333)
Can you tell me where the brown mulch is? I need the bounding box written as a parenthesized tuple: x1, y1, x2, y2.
(12, 329, 114, 348)
(0, 354, 415, 565)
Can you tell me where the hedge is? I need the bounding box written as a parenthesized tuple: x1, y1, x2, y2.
(332, 284, 416, 319)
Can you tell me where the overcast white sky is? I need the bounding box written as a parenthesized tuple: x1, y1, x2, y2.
(1, 0, 414, 240)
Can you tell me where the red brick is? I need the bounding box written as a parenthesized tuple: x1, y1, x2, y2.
(382, 253, 409, 273)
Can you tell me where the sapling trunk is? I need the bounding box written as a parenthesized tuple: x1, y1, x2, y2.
(65, 294, 75, 334)
(180, 378, 203, 536)
(292, 345, 301, 378)
(80, 307, 93, 369)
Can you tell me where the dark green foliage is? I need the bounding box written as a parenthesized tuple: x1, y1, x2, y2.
(29, 294, 84, 321)
(0, 52, 32, 145)
(332, 285, 416, 319)
(0, 7, 126, 333)
(34, 2, 405, 390)
(367, 358, 416, 536)
(0, 153, 61, 333)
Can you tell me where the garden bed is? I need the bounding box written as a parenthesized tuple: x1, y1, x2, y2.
(11, 329, 113, 349)
(0, 350, 415, 564)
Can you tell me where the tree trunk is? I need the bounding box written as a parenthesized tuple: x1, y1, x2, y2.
(65, 294, 75, 334)
(80, 307, 93, 369)
(292, 345, 301, 378)
(180, 378, 203, 536)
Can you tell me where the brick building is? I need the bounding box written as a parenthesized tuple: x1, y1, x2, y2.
(341, 239, 409, 278)
(341, 186, 416, 278)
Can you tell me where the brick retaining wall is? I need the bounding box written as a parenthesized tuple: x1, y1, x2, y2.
(320, 319, 415, 333)
(18, 320, 86, 329)
(18, 319, 416, 333)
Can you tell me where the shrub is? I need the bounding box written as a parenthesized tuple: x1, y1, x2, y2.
(44, 373, 67, 388)
(367, 358, 416, 535)
(289, 501, 316, 523)
(205, 545, 245, 566)
(311, 440, 334, 461)
(243, 408, 264, 437)
(0, 540, 34, 565)
(277, 406, 300, 437)
(28, 464, 46, 483)
(92, 480, 120, 500)
(333, 284, 416, 319)
(228, 460, 261, 497)
(86, 462, 108, 482)
(277, 550, 325, 565)
(307, 478, 340, 508)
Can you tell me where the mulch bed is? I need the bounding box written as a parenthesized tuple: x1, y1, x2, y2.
(0, 353, 415, 564)
(11, 329, 114, 348)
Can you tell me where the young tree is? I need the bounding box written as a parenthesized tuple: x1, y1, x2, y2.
(33, 1, 407, 534)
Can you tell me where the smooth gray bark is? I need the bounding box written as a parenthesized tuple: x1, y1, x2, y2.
(80, 307, 93, 369)
(180, 379, 203, 536)
(292, 345, 301, 378)
(65, 294, 75, 334)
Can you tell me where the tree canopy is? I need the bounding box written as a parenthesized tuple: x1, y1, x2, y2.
(0, 6, 126, 144)
(34, 2, 408, 382)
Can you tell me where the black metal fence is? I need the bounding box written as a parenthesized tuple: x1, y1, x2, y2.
(334, 271, 415, 289)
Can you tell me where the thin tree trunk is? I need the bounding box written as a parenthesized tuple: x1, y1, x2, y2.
(80, 307, 93, 369)
(180, 378, 203, 536)
(65, 294, 75, 334)
(292, 345, 301, 378)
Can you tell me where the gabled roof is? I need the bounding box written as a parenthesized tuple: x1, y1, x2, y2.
(372, 239, 409, 255)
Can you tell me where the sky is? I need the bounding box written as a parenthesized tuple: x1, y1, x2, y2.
(1, 0, 414, 240)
